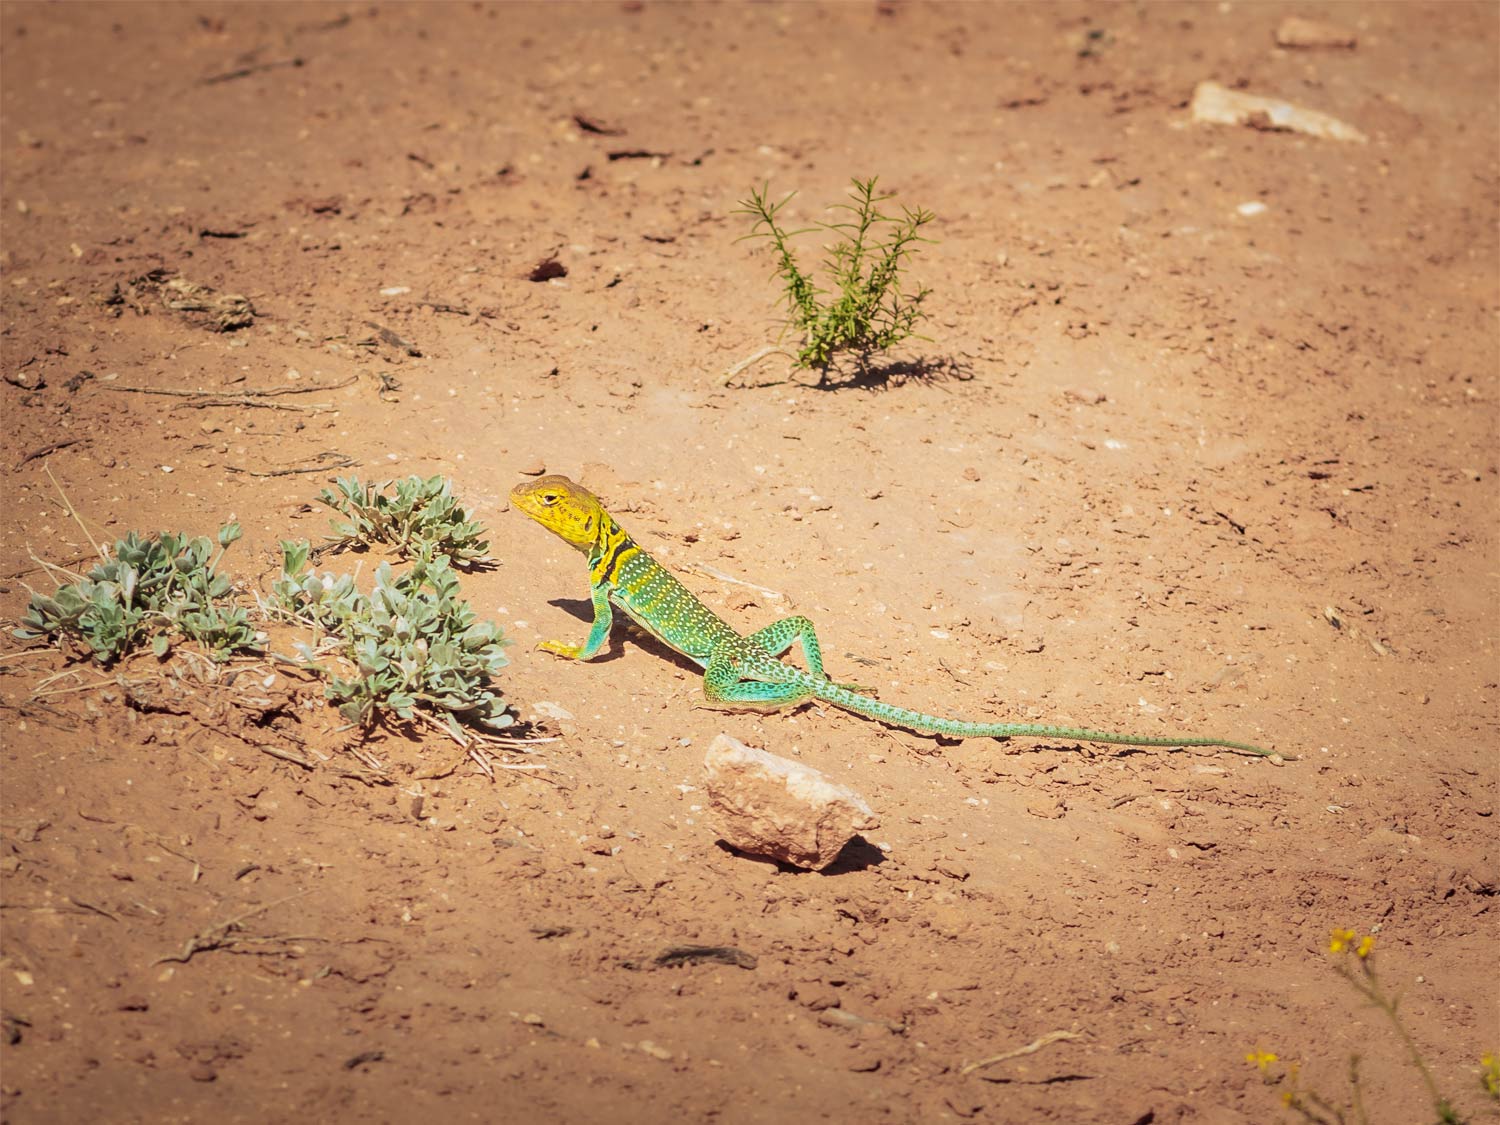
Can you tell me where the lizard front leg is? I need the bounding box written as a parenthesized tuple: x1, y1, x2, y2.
(540, 582, 614, 660)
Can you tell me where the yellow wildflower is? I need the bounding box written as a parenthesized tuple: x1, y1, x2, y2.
(1246, 1049, 1279, 1071)
(1355, 935, 1375, 959)
(1329, 927, 1356, 954)
(1482, 1051, 1499, 1099)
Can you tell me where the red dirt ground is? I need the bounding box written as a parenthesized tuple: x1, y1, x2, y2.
(1, 3, 1496, 1123)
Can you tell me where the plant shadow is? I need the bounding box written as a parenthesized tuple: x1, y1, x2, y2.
(814, 352, 976, 392)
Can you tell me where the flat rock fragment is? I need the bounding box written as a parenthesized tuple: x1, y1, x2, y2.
(1275, 16, 1357, 49)
(703, 734, 878, 870)
(1190, 80, 1367, 143)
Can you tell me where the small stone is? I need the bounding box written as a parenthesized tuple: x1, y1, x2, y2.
(817, 1008, 867, 1029)
(1275, 16, 1357, 49)
(518, 459, 546, 477)
(1025, 795, 1066, 820)
(797, 987, 841, 1012)
(531, 701, 574, 721)
(3, 369, 43, 390)
(187, 1062, 217, 1082)
(638, 1040, 673, 1060)
(703, 734, 878, 870)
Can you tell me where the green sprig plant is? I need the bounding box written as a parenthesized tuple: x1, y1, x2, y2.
(15, 524, 259, 663)
(733, 176, 935, 385)
(317, 474, 491, 566)
(274, 542, 512, 735)
(1246, 928, 1482, 1125)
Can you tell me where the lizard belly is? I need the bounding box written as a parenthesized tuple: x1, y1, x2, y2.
(615, 597, 712, 666)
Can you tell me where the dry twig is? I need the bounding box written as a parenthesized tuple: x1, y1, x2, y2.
(152, 890, 312, 965)
(14, 440, 82, 471)
(45, 465, 105, 561)
(960, 1030, 1084, 1076)
(722, 344, 793, 387)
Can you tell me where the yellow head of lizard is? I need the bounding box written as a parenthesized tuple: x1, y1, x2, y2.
(510, 475, 606, 553)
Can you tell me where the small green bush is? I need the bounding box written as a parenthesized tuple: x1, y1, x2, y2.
(317, 474, 491, 566)
(14, 525, 259, 663)
(736, 176, 935, 383)
(274, 541, 512, 734)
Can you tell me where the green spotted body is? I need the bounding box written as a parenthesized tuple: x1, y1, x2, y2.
(511, 476, 1276, 757)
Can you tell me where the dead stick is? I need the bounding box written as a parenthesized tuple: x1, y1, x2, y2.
(723, 345, 792, 386)
(152, 889, 311, 965)
(44, 465, 105, 561)
(14, 440, 81, 471)
(200, 57, 305, 86)
(960, 1030, 1083, 1075)
(260, 745, 315, 769)
(105, 375, 355, 399)
(225, 452, 357, 478)
(4, 551, 96, 581)
(180, 398, 334, 413)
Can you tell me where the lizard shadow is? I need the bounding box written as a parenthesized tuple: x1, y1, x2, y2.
(546, 597, 704, 674)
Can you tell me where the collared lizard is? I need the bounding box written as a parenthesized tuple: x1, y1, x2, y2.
(510, 475, 1276, 756)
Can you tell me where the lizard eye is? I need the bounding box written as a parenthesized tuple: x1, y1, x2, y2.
(541, 492, 558, 505)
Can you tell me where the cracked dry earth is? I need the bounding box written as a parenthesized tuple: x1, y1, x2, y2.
(0, 3, 1496, 1124)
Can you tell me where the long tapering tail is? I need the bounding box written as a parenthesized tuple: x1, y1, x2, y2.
(810, 681, 1278, 756)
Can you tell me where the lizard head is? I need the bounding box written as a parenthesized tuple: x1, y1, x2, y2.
(510, 475, 606, 553)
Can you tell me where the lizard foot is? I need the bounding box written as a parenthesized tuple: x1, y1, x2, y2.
(538, 640, 583, 659)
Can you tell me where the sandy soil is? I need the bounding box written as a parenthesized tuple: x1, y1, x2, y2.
(1, 3, 1496, 1122)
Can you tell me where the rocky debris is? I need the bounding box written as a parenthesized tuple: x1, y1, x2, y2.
(703, 734, 878, 870)
(1190, 80, 1367, 143)
(1275, 16, 1357, 49)
(100, 268, 257, 331)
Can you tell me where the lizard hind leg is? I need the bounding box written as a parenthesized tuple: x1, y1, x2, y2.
(744, 615, 875, 694)
(702, 645, 815, 712)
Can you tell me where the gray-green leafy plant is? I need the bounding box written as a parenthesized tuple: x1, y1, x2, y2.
(736, 176, 935, 384)
(317, 475, 491, 566)
(14, 525, 259, 663)
(274, 541, 512, 734)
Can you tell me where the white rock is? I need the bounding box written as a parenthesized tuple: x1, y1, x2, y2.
(703, 734, 878, 870)
(1190, 80, 1367, 143)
